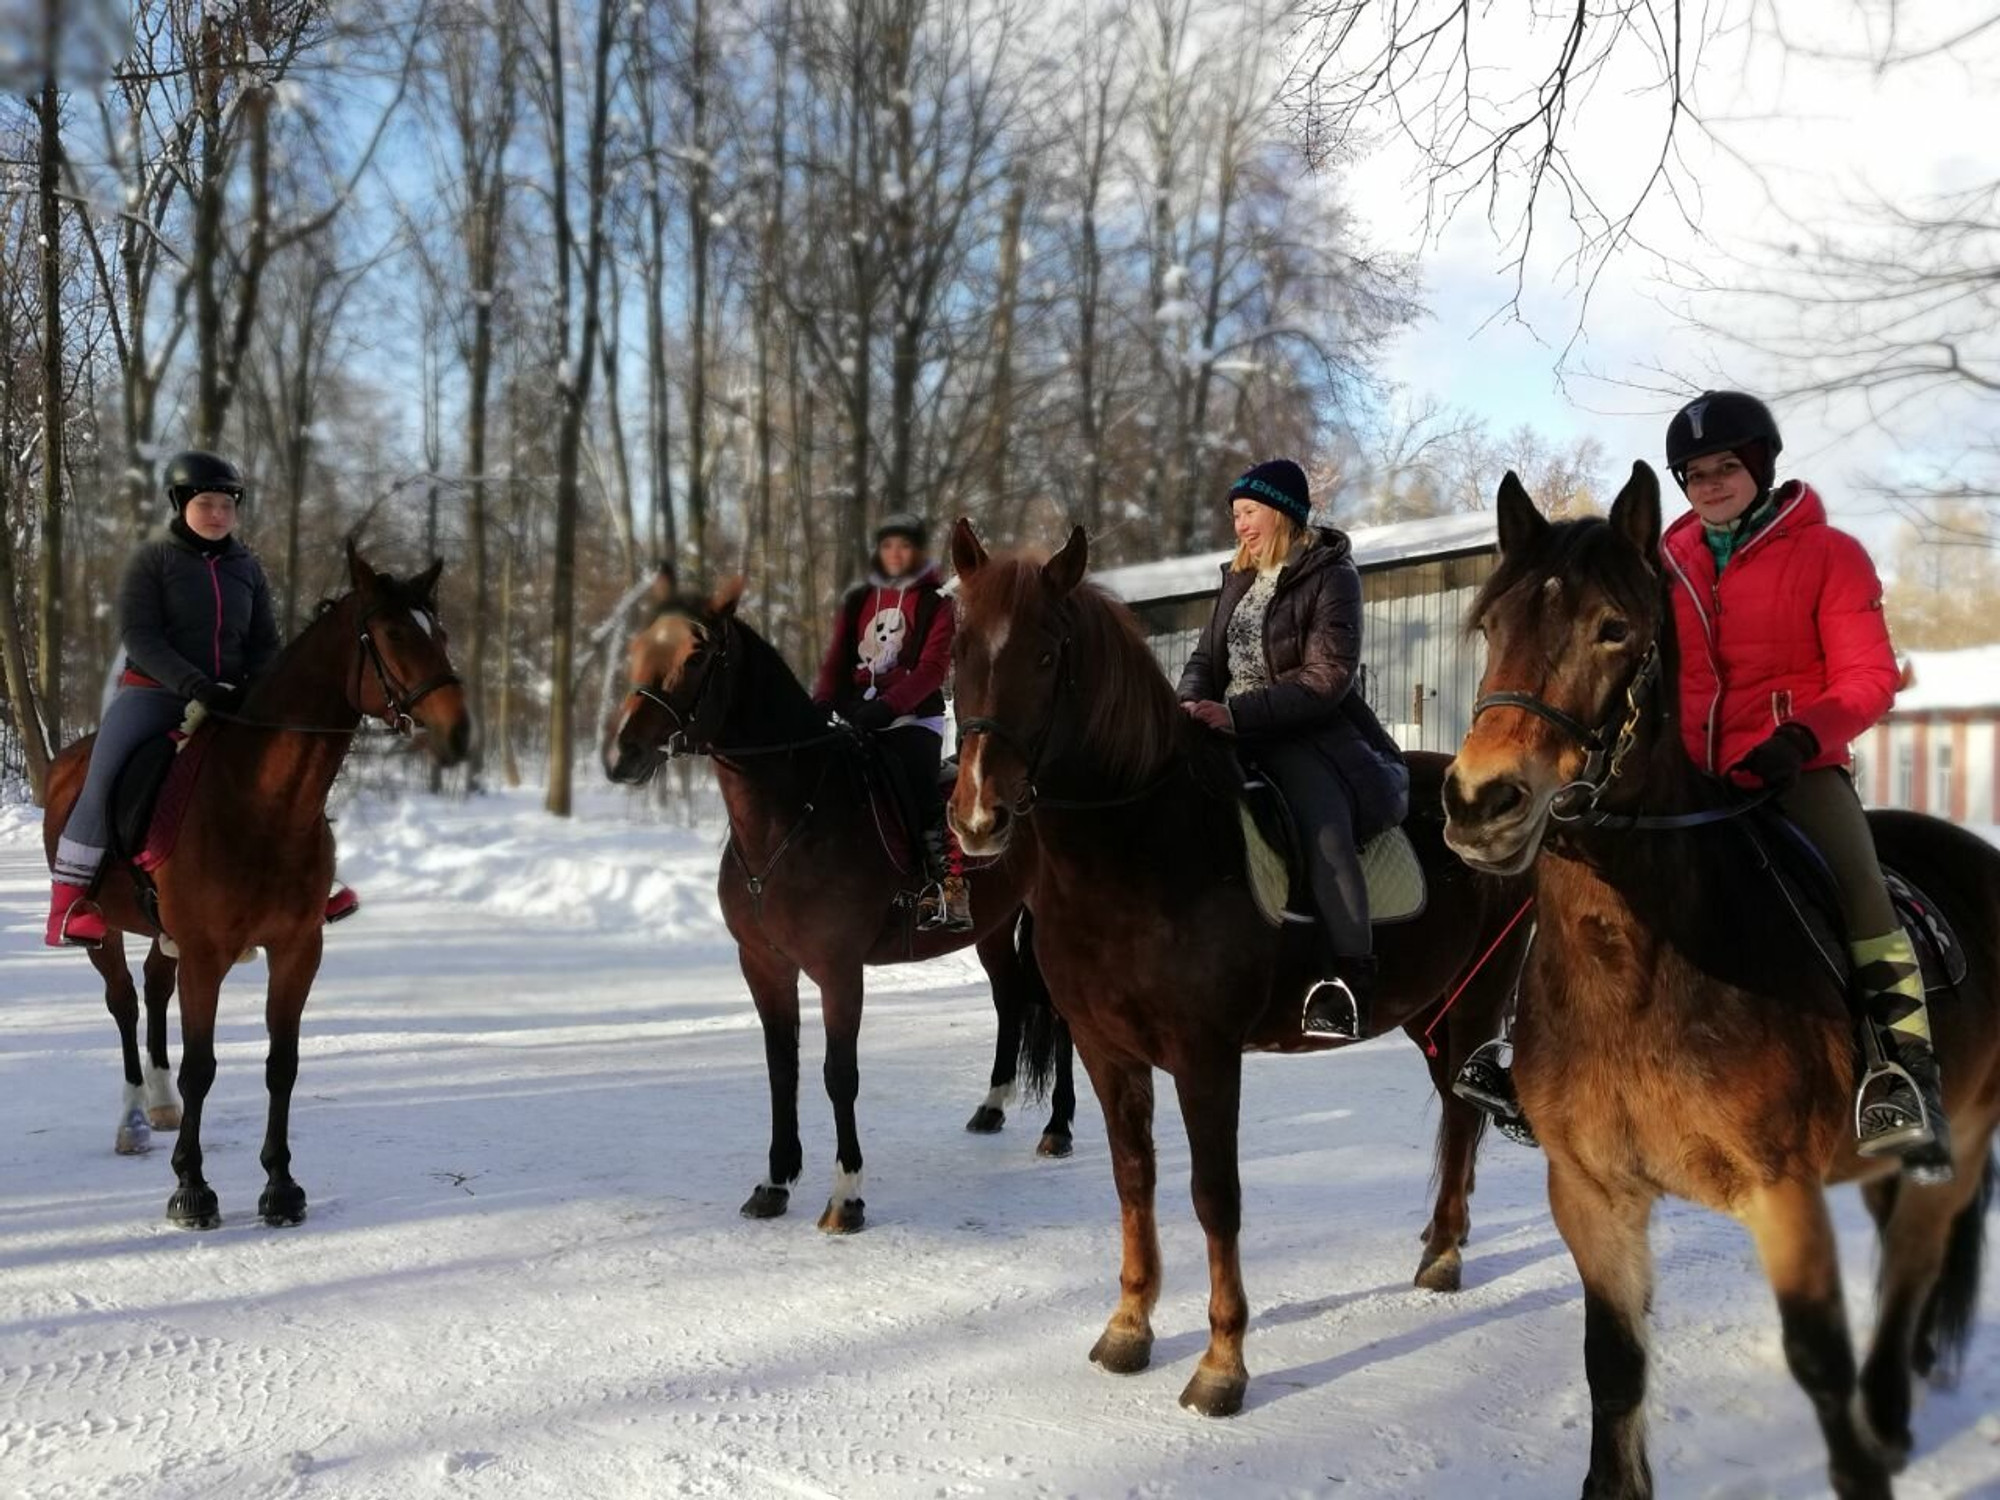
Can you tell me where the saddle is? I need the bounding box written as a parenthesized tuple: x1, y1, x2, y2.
(1737, 806, 1967, 997)
(859, 740, 977, 880)
(98, 721, 217, 935)
(1238, 775, 1426, 931)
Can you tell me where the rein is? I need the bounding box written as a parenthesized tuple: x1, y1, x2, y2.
(1471, 640, 1773, 832)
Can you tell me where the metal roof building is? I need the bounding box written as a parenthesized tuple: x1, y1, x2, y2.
(1093, 512, 1498, 756)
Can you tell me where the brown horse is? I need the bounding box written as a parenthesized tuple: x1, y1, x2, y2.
(944, 520, 1533, 1417)
(43, 543, 471, 1228)
(604, 580, 1076, 1234)
(1442, 463, 2000, 1500)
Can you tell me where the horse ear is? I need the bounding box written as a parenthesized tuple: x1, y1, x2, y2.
(1495, 471, 1548, 556)
(413, 557, 444, 604)
(1042, 525, 1089, 597)
(950, 516, 988, 580)
(1608, 461, 1662, 560)
(708, 575, 746, 616)
(346, 536, 378, 592)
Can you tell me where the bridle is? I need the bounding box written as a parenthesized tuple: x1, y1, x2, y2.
(955, 633, 1071, 813)
(1470, 637, 1770, 832)
(956, 627, 1183, 814)
(626, 617, 848, 763)
(355, 600, 461, 735)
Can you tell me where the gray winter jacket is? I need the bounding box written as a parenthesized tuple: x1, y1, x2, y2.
(118, 528, 281, 699)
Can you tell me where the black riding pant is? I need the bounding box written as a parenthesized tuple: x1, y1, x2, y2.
(875, 723, 944, 834)
(1253, 739, 1371, 959)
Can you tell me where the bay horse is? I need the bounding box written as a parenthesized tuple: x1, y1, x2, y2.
(42, 542, 471, 1228)
(1442, 462, 2000, 1500)
(604, 579, 1077, 1234)
(944, 520, 1534, 1417)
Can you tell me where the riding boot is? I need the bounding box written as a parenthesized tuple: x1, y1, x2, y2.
(916, 827, 973, 933)
(1851, 930, 1954, 1185)
(1302, 954, 1375, 1039)
(46, 880, 107, 949)
(325, 884, 361, 924)
(1453, 1038, 1540, 1149)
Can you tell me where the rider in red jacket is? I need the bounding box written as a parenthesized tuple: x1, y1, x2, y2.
(1457, 393, 1949, 1184)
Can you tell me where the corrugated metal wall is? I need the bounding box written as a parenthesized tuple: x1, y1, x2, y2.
(1131, 551, 1493, 756)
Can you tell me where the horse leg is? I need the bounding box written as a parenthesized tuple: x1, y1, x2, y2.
(1041, 1022, 1078, 1159)
(1547, 1161, 1655, 1500)
(1411, 1019, 1485, 1293)
(88, 934, 149, 1155)
(816, 970, 866, 1234)
(1742, 1180, 1892, 1500)
(740, 946, 803, 1220)
(165, 955, 225, 1229)
(256, 931, 321, 1227)
(1855, 1162, 1988, 1470)
(141, 939, 181, 1129)
(1172, 1060, 1249, 1417)
(968, 927, 1018, 1134)
(1077, 1041, 1159, 1375)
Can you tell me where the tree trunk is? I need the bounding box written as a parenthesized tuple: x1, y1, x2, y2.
(35, 77, 66, 748)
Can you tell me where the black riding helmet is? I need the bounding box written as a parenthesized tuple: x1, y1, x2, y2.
(163, 450, 245, 512)
(1664, 392, 1783, 491)
(873, 512, 928, 549)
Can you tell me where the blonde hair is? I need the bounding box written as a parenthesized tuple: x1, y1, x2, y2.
(1230, 512, 1309, 574)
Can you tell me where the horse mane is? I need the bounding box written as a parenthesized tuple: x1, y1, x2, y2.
(962, 555, 1193, 791)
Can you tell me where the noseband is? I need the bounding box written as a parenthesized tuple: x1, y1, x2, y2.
(631, 624, 732, 759)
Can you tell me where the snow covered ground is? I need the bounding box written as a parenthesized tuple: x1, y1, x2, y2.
(3, 784, 1998, 1499)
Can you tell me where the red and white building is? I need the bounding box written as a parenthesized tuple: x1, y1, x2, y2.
(1850, 645, 2000, 825)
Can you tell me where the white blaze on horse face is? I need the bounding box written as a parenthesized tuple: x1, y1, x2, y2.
(959, 738, 996, 842)
(984, 618, 1010, 657)
(410, 606, 439, 639)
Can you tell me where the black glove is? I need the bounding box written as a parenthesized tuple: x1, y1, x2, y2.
(850, 698, 895, 731)
(196, 681, 246, 716)
(1728, 721, 1818, 791)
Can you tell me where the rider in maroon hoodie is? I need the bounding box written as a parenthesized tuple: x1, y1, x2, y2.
(811, 513, 968, 930)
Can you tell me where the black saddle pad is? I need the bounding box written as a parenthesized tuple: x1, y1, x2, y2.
(108, 733, 181, 865)
(1739, 808, 1967, 995)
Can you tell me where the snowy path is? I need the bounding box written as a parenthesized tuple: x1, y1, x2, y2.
(2, 791, 1997, 1499)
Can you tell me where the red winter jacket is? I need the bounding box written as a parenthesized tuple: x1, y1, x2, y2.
(1661, 480, 1898, 776)
(810, 565, 956, 718)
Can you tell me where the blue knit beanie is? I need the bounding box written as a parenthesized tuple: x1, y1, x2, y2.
(1227, 459, 1311, 527)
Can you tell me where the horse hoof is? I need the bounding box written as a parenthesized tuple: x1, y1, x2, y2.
(1414, 1245, 1463, 1294)
(146, 1105, 182, 1131)
(116, 1109, 152, 1156)
(166, 1184, 221, 1230)
(816, 1198, 865, 1234)
(258, 1182, 309, 1227)
(1036, 1130, 1074, 1159)
(1178, 1367, 1247, 1418)
(740, 1185, 791, 1219)
(1088, 1330, 1153, 1375)
(965, 1105, 1006, 1134)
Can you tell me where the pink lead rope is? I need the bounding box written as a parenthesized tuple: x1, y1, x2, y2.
(1422, 896, 1536, 1059)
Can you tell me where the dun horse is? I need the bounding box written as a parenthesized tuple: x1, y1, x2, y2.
(605, 581, 1076, 1234)
(43, 544, 471, 1227)
(1443, 464, 2000, 1500)
(945, 521, 1533, 1417)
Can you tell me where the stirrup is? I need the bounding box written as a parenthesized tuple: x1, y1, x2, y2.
(1301, 978, 1363, 1040)
(60, 900, 108, 950)
(1453, 1041, 1521, 1121)
(1854, 1060, 1935, 1157)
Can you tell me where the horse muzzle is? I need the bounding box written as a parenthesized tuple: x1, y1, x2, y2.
(1442, 760, 1547, 875)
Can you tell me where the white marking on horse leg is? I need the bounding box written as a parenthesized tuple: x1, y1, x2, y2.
(116, 1082, 151, 1155)
(983, 1083, 1015, 1111)
(143, 1060, 181, 1129)
(831, 1165, 865, 1207)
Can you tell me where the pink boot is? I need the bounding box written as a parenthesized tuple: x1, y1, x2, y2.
(46, 882, 107, 948)
(325, 885, 360, 924)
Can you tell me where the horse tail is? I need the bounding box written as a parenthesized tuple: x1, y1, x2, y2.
(1013, 911, 1065, 1104)
(1928, 1143, 1997, 1384)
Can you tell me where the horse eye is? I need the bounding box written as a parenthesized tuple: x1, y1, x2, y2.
(1597, 617, 1631, 645)
(1037, 650, 1055, 670)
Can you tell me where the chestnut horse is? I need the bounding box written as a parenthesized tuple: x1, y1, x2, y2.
(1443, 463, 2000, 1500)
(43, 543, 471, 1228)
(945, 521, 1533, 1417)
(604, 581, 1076, 1234)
